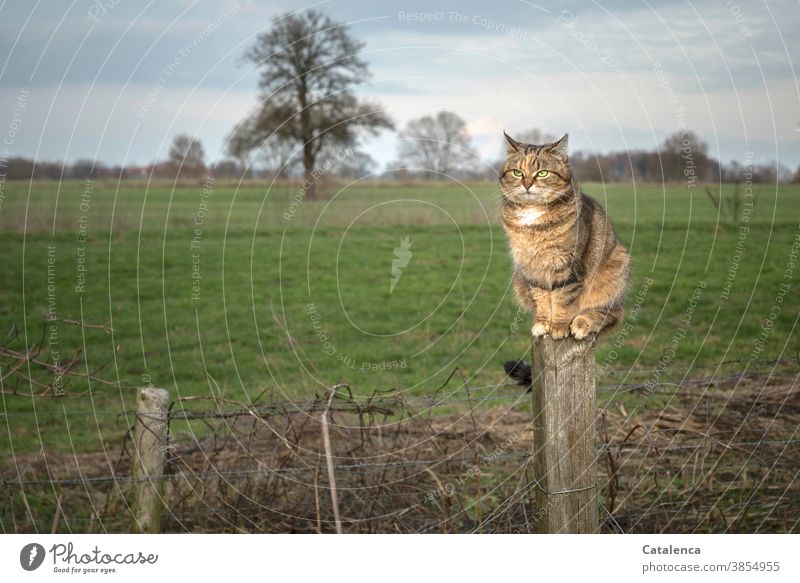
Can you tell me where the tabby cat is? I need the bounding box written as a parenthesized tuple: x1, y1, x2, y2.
(500, 132, 631, 383)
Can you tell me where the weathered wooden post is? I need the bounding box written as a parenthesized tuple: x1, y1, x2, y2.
(531, 335, 598, 533)
(131, 387, 169, 534)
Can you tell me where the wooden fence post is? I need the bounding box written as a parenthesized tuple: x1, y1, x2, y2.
(131, 387, 169, 534)
(531, 335, 598, 533)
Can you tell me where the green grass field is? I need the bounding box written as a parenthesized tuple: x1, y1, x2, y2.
(1, 179, 799, 454)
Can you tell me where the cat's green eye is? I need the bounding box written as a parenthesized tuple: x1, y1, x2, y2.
(512, 169, 523, 177)
(536, 170, 549, 178)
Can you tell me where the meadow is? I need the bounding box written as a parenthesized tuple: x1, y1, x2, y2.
(1, 178, 799, 454)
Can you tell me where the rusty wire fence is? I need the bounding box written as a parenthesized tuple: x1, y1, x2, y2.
(2, 355, 799, 533)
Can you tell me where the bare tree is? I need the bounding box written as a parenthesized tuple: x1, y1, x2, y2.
(659, 130, 711, 182)
(255, 138, 301, 178)
(211, 159, 248, 180)
(228, 10, 393, 198)
(69, 159, 104, 180)
(397, 111, 474, 179)
(168, 134, 205, 178)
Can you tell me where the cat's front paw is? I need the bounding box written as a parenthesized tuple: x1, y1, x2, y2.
(570, 314, 600, 340)
(531, 321, 548, 337)
(549, 322, 571, 340)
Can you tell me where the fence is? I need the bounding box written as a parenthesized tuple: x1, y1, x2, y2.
(2, 350, 799, 533)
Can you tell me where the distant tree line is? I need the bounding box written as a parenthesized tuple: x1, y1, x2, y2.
(566, 131, 795, 185)
(1, 9, 796, 188)
(3, 127, 796, 185)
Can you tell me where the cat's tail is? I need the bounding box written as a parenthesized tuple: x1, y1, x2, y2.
(503, 360, 532, 389)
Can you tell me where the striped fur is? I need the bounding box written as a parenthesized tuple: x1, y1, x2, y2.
(500, 132, 631, 340)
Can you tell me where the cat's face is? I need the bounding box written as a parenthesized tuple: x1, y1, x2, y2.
(499, 133, 573, 204)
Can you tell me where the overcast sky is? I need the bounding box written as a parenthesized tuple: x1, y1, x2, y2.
(1, 0, 798, 170)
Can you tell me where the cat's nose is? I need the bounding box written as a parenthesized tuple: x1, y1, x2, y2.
(522, 178, 534, 190)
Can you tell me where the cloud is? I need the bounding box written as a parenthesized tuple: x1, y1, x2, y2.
(0, 83, 256, 164)
(0, 0, 798, 167)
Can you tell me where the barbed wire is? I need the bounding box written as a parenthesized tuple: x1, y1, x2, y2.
(164, 369, 798, 422)
(42, 477, 795, 532)
(2, 354, 796, 420)
(3, 356, 797, 534)
(5, 437, 799, 489)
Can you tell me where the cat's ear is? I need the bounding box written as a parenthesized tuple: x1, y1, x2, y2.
(503, 131, 523, 154)
(548, 133, 569, 158)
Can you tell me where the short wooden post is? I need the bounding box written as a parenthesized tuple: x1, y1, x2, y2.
(531, 336, 598, 533)
(131, 387, 169, 533)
